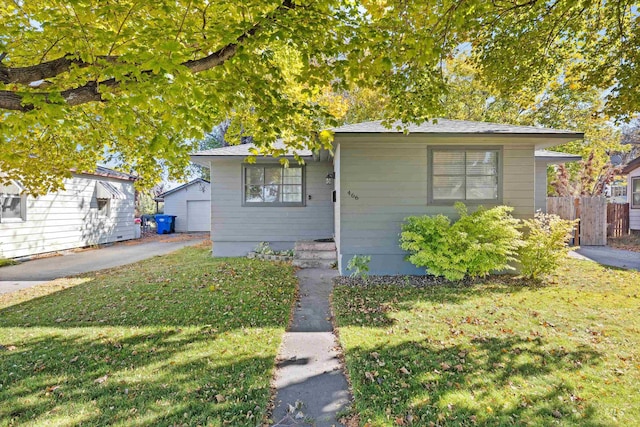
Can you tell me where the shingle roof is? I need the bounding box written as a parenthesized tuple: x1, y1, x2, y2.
(192, 139, 313, 157)
(622, 156, 640, 174)
(534, 150, 582, 162)
(159, 178, 210, 198)
(332, 119, 583, 137)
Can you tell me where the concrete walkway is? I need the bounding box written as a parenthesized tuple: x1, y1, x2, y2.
(271, 268, 350, 427)
(570, 246, 640, 271)
(0, 235, 207, 294)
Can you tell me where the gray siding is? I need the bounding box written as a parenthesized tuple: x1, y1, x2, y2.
(535, 160, 548, 213)
(209, 159, 334, 256)
(163, 181, 210, 232)
(0, 175, 135, 259)
(335, 135, 537, 275)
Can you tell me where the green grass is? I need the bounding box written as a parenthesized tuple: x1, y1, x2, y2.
(333, 259, 640, 426)
(0, 257, 18, 267)
(0, 247, 297, 426)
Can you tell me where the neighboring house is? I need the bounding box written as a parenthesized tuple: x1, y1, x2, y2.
(0, 166, 137, 259)
(160, 178, 211, 232)
(534, 150, 582, 211)
(191, 119, 583, 275)
(622, 156, 640, 232)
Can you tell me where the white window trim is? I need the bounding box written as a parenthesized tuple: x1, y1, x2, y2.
(427, 146, 503, 205)
(631, 177, 640, 209)
(0, 180, 27, 222)
(241, 164, 306, 207)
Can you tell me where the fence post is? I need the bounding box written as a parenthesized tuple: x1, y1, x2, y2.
(574, 197, 581, 246)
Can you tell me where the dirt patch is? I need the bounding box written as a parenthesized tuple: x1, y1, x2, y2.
(608, 234, 640, 253)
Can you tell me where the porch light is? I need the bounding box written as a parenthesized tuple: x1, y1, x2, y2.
(326, 172, 335, 185)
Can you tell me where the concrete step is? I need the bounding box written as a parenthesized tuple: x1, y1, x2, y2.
(292, 259, 336, 269)
(295, 240, 336, 251)
(294, 250, 336, 260)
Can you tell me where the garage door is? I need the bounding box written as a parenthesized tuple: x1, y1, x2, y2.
(186, 200, 210, 232)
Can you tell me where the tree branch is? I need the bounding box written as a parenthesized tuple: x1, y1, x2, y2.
(0, 0, 297, 111)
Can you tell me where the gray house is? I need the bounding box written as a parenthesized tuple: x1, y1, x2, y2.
(160, 178, 211, 232)
(0, 166, 137, 259)
(192, 119, 582, 275)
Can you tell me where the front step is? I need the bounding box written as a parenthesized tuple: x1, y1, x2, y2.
(293, 240, 336, 269)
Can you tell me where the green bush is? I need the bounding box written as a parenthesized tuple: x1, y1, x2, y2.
(518, 212, 577, 280)
(400, 203, 522, 281)
(347, 254, 371, 279)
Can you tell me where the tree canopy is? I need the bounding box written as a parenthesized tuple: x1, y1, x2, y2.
(1, 1, 638, 193)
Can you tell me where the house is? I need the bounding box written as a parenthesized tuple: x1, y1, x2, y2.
(622, 156, 640, 233)
(191, 119, 583, 275)
(534, 149, 582, 211)
(160, 178, 211, 232)
(0, 166, 137, 259)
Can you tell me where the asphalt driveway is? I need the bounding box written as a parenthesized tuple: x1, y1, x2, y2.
(570, 246, 640, 271)
(0, 234, 208, 294)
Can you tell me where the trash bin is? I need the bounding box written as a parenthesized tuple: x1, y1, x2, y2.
(169, 215, 177, 233)
(155, 214, 174, 234)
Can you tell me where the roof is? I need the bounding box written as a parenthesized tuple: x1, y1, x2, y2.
(332, 119, 583, 138)
(534, 150, 582, 163)
(159, 178, 210, 198)
(73, 165, 138, 181)
(192, 139, 313, 158)
(622, 156, 640, 174)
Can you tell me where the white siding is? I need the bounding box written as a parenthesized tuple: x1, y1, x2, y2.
(0, 175, 135, 259)
(629, 167, 640, 231)
(335, 135, 537, 275)
(209, 159, 334, 256)
(163, 181, 210, 232)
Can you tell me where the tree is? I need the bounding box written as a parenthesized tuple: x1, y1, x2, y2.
(2, 1, 638, 193)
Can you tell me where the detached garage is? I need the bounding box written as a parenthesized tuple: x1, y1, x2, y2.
(160, 179, 210, 232)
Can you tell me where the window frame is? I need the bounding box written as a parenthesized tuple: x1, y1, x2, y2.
(96, 198, 111, 216)
(427, 146, 503, 205)
(241, 164, 306, 207)
(631, 177, 640, 209)
(0, 180, 27, 223)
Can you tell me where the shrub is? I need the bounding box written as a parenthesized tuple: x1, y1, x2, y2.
(347, 255, 371, 279)
(518, 212, 577, 280)
(254, 242, 274, 255)
(400, 203, 522, 281)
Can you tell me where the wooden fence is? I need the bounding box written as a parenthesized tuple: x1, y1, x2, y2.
(547, 196, 607, 246)
(607, 203, 630, 238)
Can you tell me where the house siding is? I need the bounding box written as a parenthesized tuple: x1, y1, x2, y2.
(163, 181, 210, 232)
(209, 158, 334, 256)
(629, 167, 640, 231)
(0, 175, 135, 259)
(335, 135, 537, 275)
(534, 160, 548, 213)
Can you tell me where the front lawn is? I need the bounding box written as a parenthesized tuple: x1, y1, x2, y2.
(0, 247, 297, 426)
(333, 259, 640, 426)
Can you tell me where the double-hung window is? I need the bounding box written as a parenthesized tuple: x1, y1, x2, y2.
(632, 177, 640, 209)
(429, 147, 501, 204)
(243, 165, 304, 206)
(0, 181, 27, 222)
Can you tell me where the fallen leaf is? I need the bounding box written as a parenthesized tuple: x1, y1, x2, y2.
(94, 375, 108, 384)
(399, 367, 410, 375)
(215, 394, 225, 403)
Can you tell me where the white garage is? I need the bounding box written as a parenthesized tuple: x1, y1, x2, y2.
(160, 179, 210, 232)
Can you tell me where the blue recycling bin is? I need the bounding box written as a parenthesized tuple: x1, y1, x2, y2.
(155, 214, 175, 234)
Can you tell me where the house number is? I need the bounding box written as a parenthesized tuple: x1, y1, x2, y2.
(347, 190, 359, 200)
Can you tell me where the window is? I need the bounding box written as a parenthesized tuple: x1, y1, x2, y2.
(97, 198, 110, 215)
(632, 177, 640, 209)
(243, 165, 304, 206)
(611, 185, 627, 198)
(428, 147, 501, 204)
(0, 181, 26, 222)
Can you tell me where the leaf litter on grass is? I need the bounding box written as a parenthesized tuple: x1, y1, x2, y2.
(0, 247, 298, 426)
